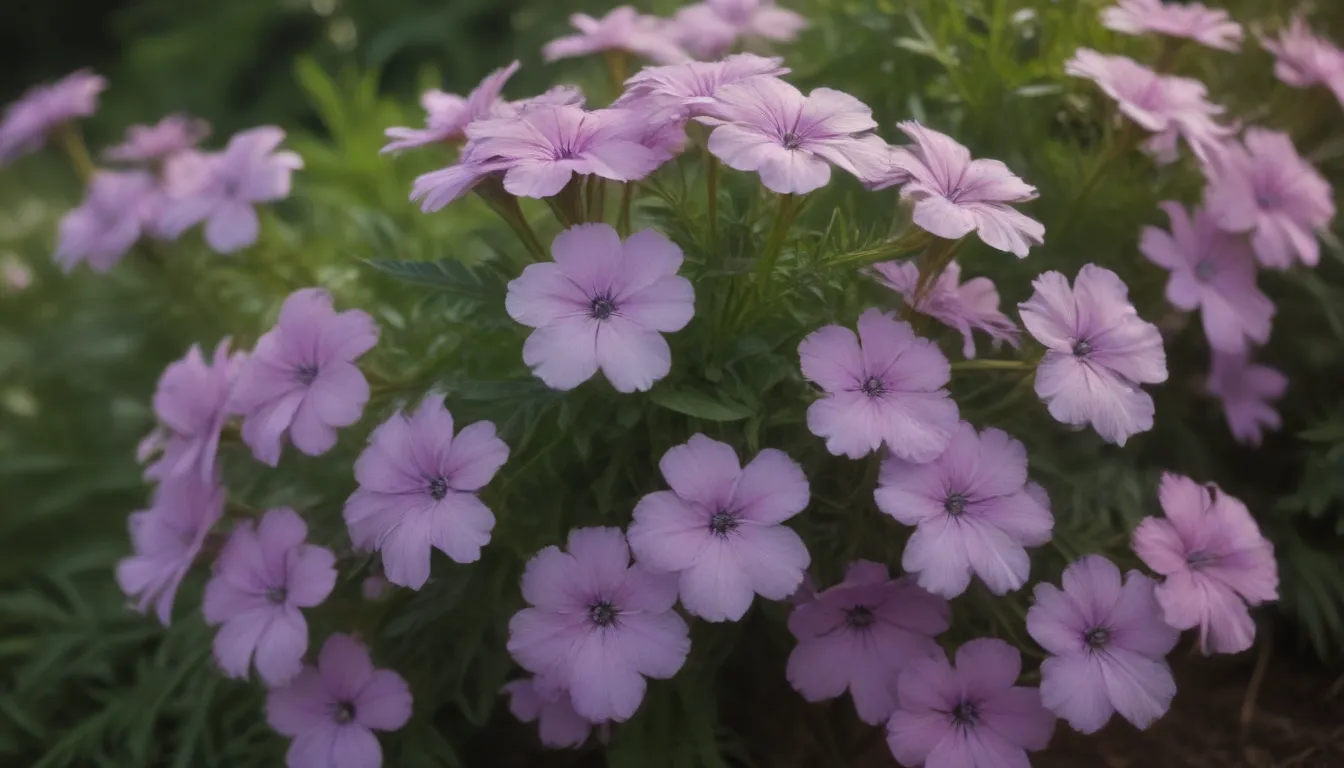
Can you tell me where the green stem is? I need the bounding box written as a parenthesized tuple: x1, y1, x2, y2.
(54, 123, 95, 183)
(473, 185, 547, 263)
(1055, 120, 1139, 241)
(705, 152, 719, 243)
(950, 359, 1033, 372)
(829, 229, 933, 267)
(584, 176, 599, 223)
(755, 193, 801, 286)
(549, 178, 586, 227)
(912, 236, 961, 303)
(618, 182, 634, 237)
(604, 51, 629, 97)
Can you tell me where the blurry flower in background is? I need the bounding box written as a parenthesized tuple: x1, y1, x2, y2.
(870, 121, 1044, 257)
(1206, 351, 1288, 447)
(1019, 265, 1168, 446)
(543, 7, 690, 65)
(1203, 127, 1335, 270)
(158, 126, 303, 254)
(502, 677, 596, 749)
(0, 69, 105, 167)
(0, 253, 32, 292)
(618, 54, 789, 119)
(139, 338, 246, 483)
(869, 260, 1021, 358)
(1101, 0, 1244, 52)
(1259, 14, 1344, 106)
(672, 0, 807, 58)
(785, 560, 949, 725)
(381, 61, 521, 153)
(115, 475, 225, 626)
(1139, 201, 1274, 354)
(104, 114, 210, 164)
(203, 507, 337, 686)
(54, 170, 161, 273)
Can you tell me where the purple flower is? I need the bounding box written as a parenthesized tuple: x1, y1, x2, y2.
(158, 127, 303, 254)
(799, 308, 959, 461)
(105, 114, 210, 163)
(344, 397, 509, 590)
(870, 260, 1021, 359)
(381, 62, 519, 153)
(627, 434, 810, 622)
(543, 7, 690, 65)
(1260, 15, 1344, 101)
(266, 633, 412, 768)
(54, 170, 160, 273)
(505, 224, 694, 393)
(0, 69, 105, 166)
(1203, 128, 1335, 270)
(1065, 49, 1233, 164)
(705, 0, 808, 43)
(502, 677, 596, 748)
(1101, 0, 1243, 52)
(887, 638, 1055, 768)
(620, 54, 789, 118)
(506, 527, 690, 722)
(409, 157, 512, 212)
(115, 476, 224, 626)
(698, 77, 889, 194)
(875, 422, 1053, 598)
(1019, 265, 1168, 446)
(230, 288, 378, 466)
(1207, 352, 1288, 447)
(786, 561, 949, 725)
(871, 122, 1044, 256)
(202, 508, 336, 686)
(1140, 201, 1273, 354)
(670, 5, 741, 59)
(139, 338, 246, 482)
(1132, 473, 1278, 655)
(1028, 555, 1179, 733)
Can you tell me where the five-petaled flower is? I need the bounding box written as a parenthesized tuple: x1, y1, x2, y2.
(116, 475, 225, 626)
(502, 676, 597, 749)
(868, 260, 1021, 358)
(55, 169, 161, 273)
(0, 69, 105, 166)
(139, 338, 246, 482)
(542, 7, 690, 65)
(1206, 352, 1288, 447)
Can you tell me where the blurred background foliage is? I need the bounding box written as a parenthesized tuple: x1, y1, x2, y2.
(3, 0, 1344, 767)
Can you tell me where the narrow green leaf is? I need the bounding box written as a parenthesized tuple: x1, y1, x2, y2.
(650, 388, 754, 422)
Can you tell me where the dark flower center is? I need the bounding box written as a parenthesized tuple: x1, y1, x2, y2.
(781, 131, 804, 150)
(844, 605, 876, 629)
(1072, 340, 1093, 358)
(333, 701, 356, 724)
(588, 599, 619, 628)
(1194, 260, 1216, 281)
(709, 512, 741, 537)
(428, 477, 449, 501)
(1186, 550, 1216, 568)
(1084, 626, 1111, 650)
(294, 364, 319, 386)
(266, 587, 288, 605)
(944, 493, 968, 516)
(590, 296, 617, 320)
(1254, 188, 1281, 210)
(950, 700, 980, 727)
(860, 376, 885, 397)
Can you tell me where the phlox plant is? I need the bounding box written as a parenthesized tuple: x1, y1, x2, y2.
(3, 1, 1344, 767)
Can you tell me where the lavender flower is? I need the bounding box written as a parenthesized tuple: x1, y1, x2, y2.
(105, 114, 210, 163)
(55, 170, 160, 273)
(543, 7, 690, 65)
(1260, 15, 1344, 103)
(1101, 0, 1243, 52)
(1206, 352, 1288, 447)
(868, 260, 1020, 358)
(619, 54, 789, 118)
(0, 69, 105, 166)
(139, 338, 245, 482)
(381, 62, 520, 153)
(115, 475, 224, 625)
(502, 677, 596, 749)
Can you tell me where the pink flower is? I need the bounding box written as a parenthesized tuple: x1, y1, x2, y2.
(1260, 15, 1344, 102)
(1028, 555, 1179, 733)
(619, 54, 789, 118)
(0, 69, 105, 166)
(266, 633, 412, 768)
(543, 7, 690, 65)
(1132, 473, 1278, 654)
(697, 77, 889, 194)
(55, 170, 160, 273)
(1203, 128, 1335, 270)
(505, 224, 694, 393)
(1140, 201, 1273, 354)
(202, 508, 336, 686)
(1101, 0, 1243, 52)
(343, 397, 509, 589)
(869, 260, 1021, 358)
(1207, 352, 1287, 447)
(115, 475, 224, 625)
(799, 308, 959, 461)
(138, 338, 246, 482)
(158, 127, 303, 253)
(670, 5, 741, 59)
(506, 527, 690, 722)
(230, 288, 378, 466)
(1019, 265, 1168, 446)
(105, 114, 210, 163)
(871, 122, 1044, 257)
(786, 561, 949, 725)
(502, 677, 596, 748)
(627, 434, 810, 622)
(381, 62, 520, 153)
(705, 0, 808, 43)
(1065, 49, 1233, 164)
(887, 638, 1055, 768)
(875, 422, 1053, 598)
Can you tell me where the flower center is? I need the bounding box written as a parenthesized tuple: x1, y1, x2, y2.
(294, 364, 319, 386)
(1254, 188, 1280, 211)
(709, 511, 741, 537)
(1072, 339, 1093, 358)
(589, 296, 617, 320)
(781, 131, 804, 150)
(333, 701, 356, 724)
(844, 605, 876, 629)
(1194, 260, 1216, 281)
(860, 376, 885, 397)
(1084, 626, 1111, 650)
(1186, 550, 1216, 568)
(944, 493, 968, 516)
(266, 587, 288, 605)
(588, 599, 619, 628)
(950, 700, 980, 727)
(428, 477, 449, 501)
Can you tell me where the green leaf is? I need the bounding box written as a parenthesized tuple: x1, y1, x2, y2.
(650, 388, 754, 422)
(362, 259, 505, 304)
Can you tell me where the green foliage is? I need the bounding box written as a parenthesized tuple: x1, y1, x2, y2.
(4, 0, 1344, 766)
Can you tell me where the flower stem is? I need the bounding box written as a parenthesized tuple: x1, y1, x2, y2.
(618, 182, 634, 237)
(912, 236, 961, 303)
(472, 184, 547, 263)
(604, 51, 629, 97)
(829, 229, 932, 267)
(54, 122, 95, 184)
(550, 178, 586, 227)
(1055, 120, 1138, 241)
(584, 175, 600, 223)
(705, 152, 719, 243)
(755, 193, 802, 287)
(950, 359, 1033, 372)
